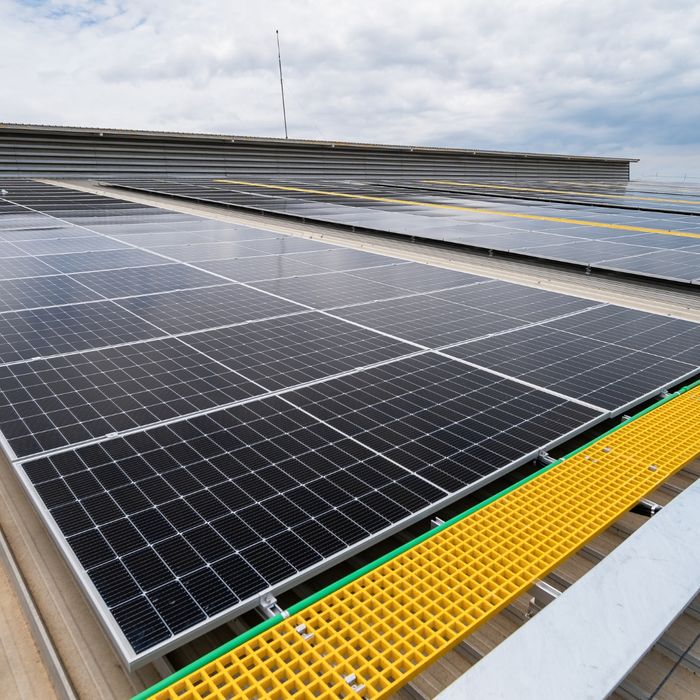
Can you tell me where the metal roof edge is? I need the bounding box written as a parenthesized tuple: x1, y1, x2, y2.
(0, 123, 639, 163)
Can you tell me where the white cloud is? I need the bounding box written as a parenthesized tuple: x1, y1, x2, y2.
(2, 0, 699, 175)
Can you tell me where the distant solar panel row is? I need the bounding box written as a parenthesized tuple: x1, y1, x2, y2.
(107, 177, 700, 284)
(0, 180, 697, 668)
(390, 178, 700, 216)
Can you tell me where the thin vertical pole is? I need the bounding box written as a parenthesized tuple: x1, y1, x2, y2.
(276, 30, 288, 139)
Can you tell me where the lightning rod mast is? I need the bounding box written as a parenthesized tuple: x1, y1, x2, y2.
(276, 30, 288, 139)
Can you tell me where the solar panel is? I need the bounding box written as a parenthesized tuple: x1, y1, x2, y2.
(108, 177, 700, 285)
(332, 293, 530, 347)
(0, 274, 104, 312)
(346, 262, 486, 293)
(327, 280, 600, 349)
(196, 254, 326, 282)
(0, 301, 163, 364)
(242, 237, 334, 255)
(287, 248, 402, 272)
(604, 232, 700, 249)
(70, 264, 227, 298)
(115, 284, 305, 335)
(251, 271, 430, 309)
(599, 249, 700, 283)
(14, 236, 127, 255)
(0, 337, 264, 457)
(1, 226, 91, 241)
(511, 239, 656, 264)
(0, 179, 696, 669)
(401, 178, 700, 216)
(0, 255, 59, 280)
(147, 241, 273, 262)
(17, 377, 597, 657)
(442, 324, 697, 410)
(197, 227, 289, 243)
(114, 227, 277, 247)
(38, 249, 167, 274)
(284, 354, 602, 490)
(184, 312, 417, 390)
(544, 305, 700, 362)
(17, 395, 448, 652)
(431, 279, 600, 321)
(92, 219, 264, 236)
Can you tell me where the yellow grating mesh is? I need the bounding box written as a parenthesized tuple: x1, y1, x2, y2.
(153, 386, 700, 700)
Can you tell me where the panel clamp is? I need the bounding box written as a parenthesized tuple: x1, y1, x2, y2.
(527, 580, 562, 618)
(537, 450, 556, 467)
(257, 593, 286, 619)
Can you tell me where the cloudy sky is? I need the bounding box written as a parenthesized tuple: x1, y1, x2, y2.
(2, 0, 699, 178)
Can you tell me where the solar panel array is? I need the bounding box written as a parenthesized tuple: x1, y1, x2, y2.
(402, 178, 700, 216)
(107, 177, 700, 284)
(0, 180, 697, 667)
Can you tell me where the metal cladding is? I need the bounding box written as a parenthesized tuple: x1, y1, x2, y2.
(0, 123, 634, 180)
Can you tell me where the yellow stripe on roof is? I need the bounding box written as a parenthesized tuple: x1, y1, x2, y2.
(215, 179, 700, 240)
(149, 383, 700, 700)
(423, 179, 700, 206)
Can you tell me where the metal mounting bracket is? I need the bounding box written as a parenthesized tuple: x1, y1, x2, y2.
(344, 673, 366, 694)
(257, 593, 285, 619)
(537, 450, 556, 466)
(295, 622, 314, 641)
(527, 580, 562, 618)
(630, 498, 663, 517)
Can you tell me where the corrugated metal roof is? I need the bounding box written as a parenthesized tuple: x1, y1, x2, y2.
(0, 123, 638, 162)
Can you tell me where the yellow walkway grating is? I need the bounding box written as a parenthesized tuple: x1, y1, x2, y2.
(151, 384, 700, 700)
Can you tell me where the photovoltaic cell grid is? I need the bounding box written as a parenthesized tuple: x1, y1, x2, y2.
(106, 177, 700, 284)
(184, 312, 417, 391)
(115, 284, 306, 335)
(0, 180, 697, 666)
(398, 177, 700, 215)
(284, 354, 602, 492)
(0, 337, 266, 457)
(331, 279, 601, 348)
(0, 255, 59, 280)
(442, 315, 699, 410)
(0, 275, 104, 312)
(38, 248, 167, 274)
(0, 301, 163, 364)
(20, 395, 450, 653)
